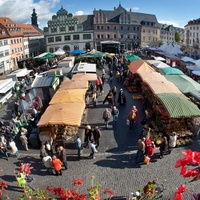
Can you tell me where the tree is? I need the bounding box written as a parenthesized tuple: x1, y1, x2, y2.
(175, 32, 181, 43)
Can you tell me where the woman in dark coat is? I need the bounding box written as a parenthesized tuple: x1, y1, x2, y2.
(117, 89, 126, 105)
(103, 90, 114, 107)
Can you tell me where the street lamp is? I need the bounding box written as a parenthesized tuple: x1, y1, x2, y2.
(12, 81, 28, 125)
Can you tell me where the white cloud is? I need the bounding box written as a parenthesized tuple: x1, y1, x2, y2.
(0, 0, 60, 28)
(75, 10, 84, 15)
(158, 20, 183, 28)
(132, 7, 140, 11)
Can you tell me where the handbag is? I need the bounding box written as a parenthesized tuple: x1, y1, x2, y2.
(144, 156, 150, 164)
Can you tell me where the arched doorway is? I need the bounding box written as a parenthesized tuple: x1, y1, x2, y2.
(63, 45, 70, 52)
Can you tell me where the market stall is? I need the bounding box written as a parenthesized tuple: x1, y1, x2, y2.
(38, 102, 86, 146)
(71, 73, 97, 81)
(49, 89, 86, 104)
(59, 80, 88, 90)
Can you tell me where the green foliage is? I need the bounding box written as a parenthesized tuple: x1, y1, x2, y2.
(175, 32, 181, 42)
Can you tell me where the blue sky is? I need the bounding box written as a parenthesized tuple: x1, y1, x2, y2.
(0, 0, 199, 29)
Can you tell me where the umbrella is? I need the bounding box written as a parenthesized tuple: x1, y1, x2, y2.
(70, 49, 86, 55)
(128, 60, 155, 74)
(80, 49, 106, 58)
(159, 67, 184, 75)
(49, 89, 86, 104)
(126, 54, 141, 61)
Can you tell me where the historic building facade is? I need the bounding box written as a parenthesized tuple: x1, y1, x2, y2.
(0, 15, 44, 72)
(184, 18, 200, 57)
(93, 3, 160, 52)
(43, 6, 94, 53)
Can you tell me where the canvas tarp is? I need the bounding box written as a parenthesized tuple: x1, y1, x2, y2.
(128, 60, 155, 74)
(159, 67, 184, 75)
(137, 71, 167, 82)
(146, 80, 182, 94)
(156, 93, 200, 118)
(164, 75, 200, 94)
(37, 102, 85, 127)
(125, 54, 141, 61)
(59, 80, 88, 90)
(49, 89, 86, 104)
(72, 73, 97, 81)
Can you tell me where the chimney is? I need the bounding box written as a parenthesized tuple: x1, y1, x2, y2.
(130, 8, 132, 12)
(114, 7, 116, 10)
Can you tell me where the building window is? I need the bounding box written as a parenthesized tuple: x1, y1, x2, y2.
(83, 34, 91, 39)
(97, 34, 100, 39)
(101, 26, 103, 29)
(143, 36, 145, 41)
(69, 26, 75, 31)
(143, 29, 145, 33)
(55, 36, 62, 42)
(121, 34, 123, 39)
(107, 34, 110, 39)
(0, 41, 2, 46)
(64, 35, 71, 41)
(0, 51, 3, 58)
(48, 37, 54, 43)
(49, 48, 54, 53)
(5, 50, 9, 56)
(114, 34, 117, 39)
(51, 28, 57, 33)
(121, 26, 123, 30)
(107, 26, 110, 30)
(114, 26, 116, 30)
(73, 35, 80, 40)
(60, 27, 65, 32)
(148, 29, 151, 33)
(97, 26, 100, 30)
(101, 34, 104, 38)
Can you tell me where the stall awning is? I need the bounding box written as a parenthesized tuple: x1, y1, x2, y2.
(164, 75, 200, 94)
(37, 102, 85, 127)
(137, 71, 167, 82)
(49, 89, 86, 104)
(159, 67, 184, 75)
(72, 73, 97, 81)
(59, 80, 88, 90)
(156, 93, 200, 118)
(128, 60, 155, 74)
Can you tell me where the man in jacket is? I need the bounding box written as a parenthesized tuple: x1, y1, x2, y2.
(57, 146, 68, 170)
(93, 126, 101, 148)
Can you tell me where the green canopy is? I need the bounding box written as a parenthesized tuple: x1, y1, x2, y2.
(34, 52, 56, 60)
(159, 67, 184, 75)
(164, 75, 200, 94)
(156, 93, 200, 118)
(80, 49, 106, 58)
(125, 54, 141, 61)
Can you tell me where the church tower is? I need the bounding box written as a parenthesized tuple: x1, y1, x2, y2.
(31, 8, 38, 27)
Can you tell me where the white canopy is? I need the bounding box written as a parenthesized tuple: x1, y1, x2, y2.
(192, 71, 200, 76)
(151, 56, 166, 61)
(53, 48, 65, 56)
(194, 59, 200, 67)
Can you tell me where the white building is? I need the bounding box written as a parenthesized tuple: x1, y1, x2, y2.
(0, 38, 11, 73)
(43, 6, 94, 53)
(185, 18, 200, 57)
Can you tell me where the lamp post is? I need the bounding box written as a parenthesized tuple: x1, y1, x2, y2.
(13, 81, 28, 125)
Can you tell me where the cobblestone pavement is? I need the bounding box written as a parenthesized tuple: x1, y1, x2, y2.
(0, 66, 200, 200)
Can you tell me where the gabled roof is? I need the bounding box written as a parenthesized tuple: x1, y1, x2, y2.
(17, 24, 43, 37)
(74, 15, 94, 30)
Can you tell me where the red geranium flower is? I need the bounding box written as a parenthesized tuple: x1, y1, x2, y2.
(173, 192, 183, 200)
(184, 169, 199, 177)
(72, 178, 83, 186)
(0, 181, 8, 189)
(175, 158, 188, 168)
(103, 188, 114, 197)
(177, 184, 186, 193)
(180, 166, 188, 176)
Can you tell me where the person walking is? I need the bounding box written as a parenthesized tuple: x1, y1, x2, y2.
(40, 144, 48, 160)
(76, 135, 82, 160)
(111, 86, 117, 103)
(19, 127, 29, 151)
(84, 125, 92, 147)
(51, 155, 62, 176)
(102, 108, 111, 129)
(135, 137, 146, 163)
(92, 126, 101, 149)
(117, 89, 126, 105)
(103, 90, 114, 107)
(111, 106, 119, 124)
(127, 109, 136, 130)
(159, 136, 168, 159)
(9, 139, 20, 158)
(168, 132, 177, 154)
(57, 146, 68, 170)
(42, 155, 53, 174)
(88, 139, 98, 159)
